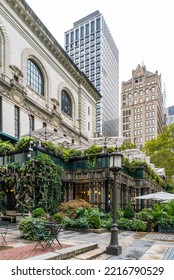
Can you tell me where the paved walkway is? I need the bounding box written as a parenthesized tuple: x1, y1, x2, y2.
(0, 224, 174, 260)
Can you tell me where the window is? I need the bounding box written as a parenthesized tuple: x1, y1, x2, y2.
(96, 18, 100, 30)
(91, 21, 95, 33)
(27, 59, 44, 95)
(80, 26, 84, 38)
(14, 106, 20, 138)
(88, 122, 90, 131)
(70, 31, 74, 43)
(86, 24, 89, 35)
(65, 33, 69, 45)
(29, 115, 34, 133)
(75, 29, 79, 40)
(61, 90, 72, 117)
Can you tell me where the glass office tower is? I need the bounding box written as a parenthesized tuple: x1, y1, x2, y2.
(64, 10, 119, 136)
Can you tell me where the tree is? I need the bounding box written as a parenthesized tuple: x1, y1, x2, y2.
(143, 123, 174, 187)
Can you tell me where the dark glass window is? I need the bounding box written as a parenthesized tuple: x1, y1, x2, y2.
(96, 18, 100, 30)
(14, 106, 20, 138)
(70, 31, 74, 43)
(29, 115, 35, 133)
(27, 59, 44, 95)
(75, 29, 79, 40)
(61, 90, 72, 117)
(91, 21, 95, 33)
(80, 26, 84, 38)
(86, 23, 89, 35)
(65, 33, 69, 45)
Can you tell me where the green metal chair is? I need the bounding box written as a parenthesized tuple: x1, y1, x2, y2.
(0, 221, 9, 245)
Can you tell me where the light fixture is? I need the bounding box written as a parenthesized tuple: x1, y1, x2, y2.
(106, 148, 123, 255)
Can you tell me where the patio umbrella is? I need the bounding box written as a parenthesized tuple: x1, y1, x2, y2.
(135, 191, 174, 201)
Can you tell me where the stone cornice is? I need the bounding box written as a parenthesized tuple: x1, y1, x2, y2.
(5, 0, 101, 101)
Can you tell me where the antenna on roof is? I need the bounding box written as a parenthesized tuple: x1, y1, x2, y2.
(163, 82, 167, 108)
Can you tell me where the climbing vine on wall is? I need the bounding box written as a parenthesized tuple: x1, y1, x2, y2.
(0, 155, 64, 214)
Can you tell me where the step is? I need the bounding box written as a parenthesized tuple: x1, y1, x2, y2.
(68, 246, 106, 260)
(26, 242, 98, 260)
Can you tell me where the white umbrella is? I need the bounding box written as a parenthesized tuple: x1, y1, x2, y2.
(135, 191, 174, 201)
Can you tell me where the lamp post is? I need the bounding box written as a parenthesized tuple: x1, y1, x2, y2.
(106, 149, 123, 255)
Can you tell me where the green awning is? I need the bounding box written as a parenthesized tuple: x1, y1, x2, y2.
(0, 131, 18, 143)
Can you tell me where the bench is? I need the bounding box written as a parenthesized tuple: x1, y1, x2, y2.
(1, 210, 16, 223)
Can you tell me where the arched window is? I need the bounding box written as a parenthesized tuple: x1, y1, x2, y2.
(61, 90, 72, 117)
(27, 59, 44, 95)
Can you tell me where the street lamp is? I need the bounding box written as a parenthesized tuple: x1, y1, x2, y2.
(106, 148, 123, 255)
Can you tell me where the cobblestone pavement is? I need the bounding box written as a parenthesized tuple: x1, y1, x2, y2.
(0, 224, 174, 260)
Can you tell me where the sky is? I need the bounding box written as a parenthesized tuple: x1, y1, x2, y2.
(25, 0, 173, 107)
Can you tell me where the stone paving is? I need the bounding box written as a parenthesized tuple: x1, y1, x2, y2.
(0, 224, 174, 260)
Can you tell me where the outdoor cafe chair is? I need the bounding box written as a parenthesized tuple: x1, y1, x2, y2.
(0, 221, 9, 246)
(33, 221, 62, 250)
(44, 222, 62, 249)
(33, 221, 49, 250)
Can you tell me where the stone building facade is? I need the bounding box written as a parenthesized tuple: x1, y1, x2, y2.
(121, 64, 164, 149)
(0, 0, 101, 146)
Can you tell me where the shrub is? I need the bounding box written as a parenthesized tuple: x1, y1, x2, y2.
(117, 218, 146, 231)
(53, 213, 64, 224)
(117, 218, 131, 230)
(88, 215, 102, 229)
(123, 204, 134, 219)
(137, 208, 152, 221)
(31, 208, 46, 218)
(130, 220, 146, 231)
(18, 217, 46, 240)
(58, 199, 91, 218)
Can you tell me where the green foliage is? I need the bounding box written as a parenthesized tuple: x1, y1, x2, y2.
(120, 142, 136, 151)
(0, 154, 64, 214)
(143, 123, 174, 187)
(129, 220, 146, 231)
(0, 140, 15, 155)
(163, 201, 174, 216)
(123, 203, 134, 219)
(58, 199, 91, 219)
(60, 206, 111, 230)
(137, 208, 152, 221)
(62, 216, 89, 229)
(18, 217, 46, 240)
(84, 145, 103, 168)
(31, 208, 46, 218)
(158, 217, 174, 228)
(85, 207, 102, 229)
(151, 203, 169, 222)
(41, 141, 56, 153)
(117, 218, 146, 231)
(104, 146, 116, 153)
(53, 213, 64, 224)
(15, 138, 35, 152)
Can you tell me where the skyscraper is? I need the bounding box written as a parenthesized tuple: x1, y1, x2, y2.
(64, 10, 119, 137)
(121, 64, 164, 148)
